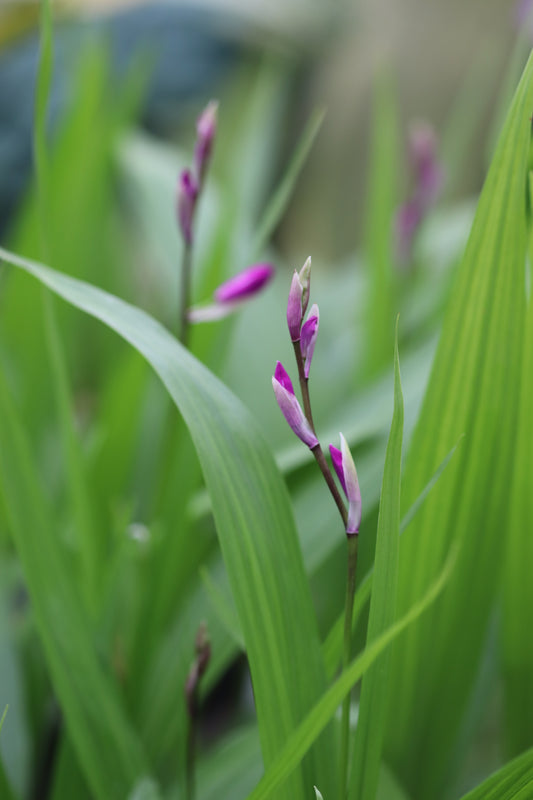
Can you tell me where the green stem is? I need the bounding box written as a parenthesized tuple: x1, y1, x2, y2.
(185, 702, 197, 800)
(311, 444, 348, 529)
(339, 534, 359, 797)
(179, 244, 193, 346)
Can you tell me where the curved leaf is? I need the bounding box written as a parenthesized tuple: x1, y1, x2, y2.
(0, 245, 337, 799)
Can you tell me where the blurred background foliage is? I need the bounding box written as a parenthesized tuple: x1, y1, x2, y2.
(0, 1, 532, 799)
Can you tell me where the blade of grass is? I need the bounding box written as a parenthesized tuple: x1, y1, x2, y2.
(385, 50, 533, 798)
(349, 319, 404, 800)
(251, 108, 325, 257)
(0, 245, 338, 800)
(246, 541, 459, 800)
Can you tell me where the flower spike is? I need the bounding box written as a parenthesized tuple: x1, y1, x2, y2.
(272, 362, 318, 449)
(329, 433, 362, 535)
(300, 303, 319, 379)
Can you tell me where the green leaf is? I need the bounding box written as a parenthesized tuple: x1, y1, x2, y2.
(246, 542, 458, 800)
(385, 51, 533, 798)
(459, 747, 533, 800)
(501, 256, 533, 755)
(0, 370, 148, 798)
(0, 246, 337, 800)
(349, 320, 404, 800)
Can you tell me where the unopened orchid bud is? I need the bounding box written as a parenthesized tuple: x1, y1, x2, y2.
(408, 122, 444, 208)
(287, 270, 304, 341)
(188, 263, 274, 323)
(298, 256, 312, 317)
(272, 362, 318, 449)
(195, 100, 218, 186)
(329, 434, 362, 536)
(177, 169, 198, 246)
(184, 622, 211, 718)
(300, 303, 319, 379)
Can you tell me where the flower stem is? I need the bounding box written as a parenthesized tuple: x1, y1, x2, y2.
(339, 534, 359, 797)
(179, 243, 192, 346)
(311, 444, 348, 529)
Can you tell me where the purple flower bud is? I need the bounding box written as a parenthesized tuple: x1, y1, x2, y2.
(177, 169, 198, 246)
(188, 263, 274, 323)
(194, 100, 218, 186)
(329, 434, 361, 536)
(287, 270, 304, 341)
(272, 362, 318, 449)
(300, 303, 319, 379)
(214, 263, 274, 303)
(298, 256, 312, 317)
(395, 121, 443, 264)
(409, 122, 444, 209)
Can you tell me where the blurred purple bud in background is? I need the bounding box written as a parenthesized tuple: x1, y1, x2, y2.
(188, 263, 274, 323)
(300, 303, 319, 379)
(177, 169, 198, 246)
(214, 263, 274, 303)
(195, 100, 218, 186)
(329, 433, 362, 535)
(395, 121, 444, 265)
(272, 361, 318, 448)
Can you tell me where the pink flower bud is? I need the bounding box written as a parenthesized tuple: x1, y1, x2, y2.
(214, 263, 274, 303)
(177, 169, 198, 246)
(329, 434, 362, 536)
(300, 303, 319, 379)
(298, 256, 312, 317)
(287, 270, 304, 341)
(272, 362, 318, 449)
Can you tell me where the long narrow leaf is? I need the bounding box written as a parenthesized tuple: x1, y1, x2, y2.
(349, 320, 404, 800)
(0, 246, 338, 799)
(385, 51, 533, 798)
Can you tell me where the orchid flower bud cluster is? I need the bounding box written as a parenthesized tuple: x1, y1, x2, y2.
(177, 101, 218, 248)
(272, 259, 362, 536)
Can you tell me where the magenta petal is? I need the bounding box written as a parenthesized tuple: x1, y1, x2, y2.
(214, 263, 274, 304)
(274, 362, 295, 395)
(329, 445, 347, 495)
(272, 377, 318, 449)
